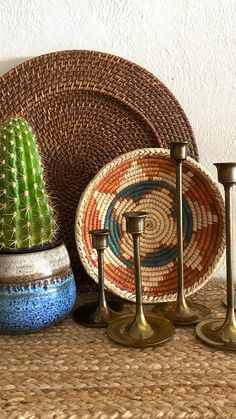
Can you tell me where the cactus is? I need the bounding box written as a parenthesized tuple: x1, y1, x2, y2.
(0, 118, 57, 250)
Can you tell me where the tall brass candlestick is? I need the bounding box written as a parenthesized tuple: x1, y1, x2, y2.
(196, 163, 236, 350)
(73, 229, 115, 327)
(160, 142, 211, 325)
(108, 212, 174, 347)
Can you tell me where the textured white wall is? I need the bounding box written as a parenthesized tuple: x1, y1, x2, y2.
(1, 0, 236, 278)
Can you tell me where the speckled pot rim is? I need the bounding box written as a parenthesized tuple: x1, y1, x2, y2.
(0, 238, 62, 255)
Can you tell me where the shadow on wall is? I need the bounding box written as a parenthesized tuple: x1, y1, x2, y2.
(0, 57, 33, 76)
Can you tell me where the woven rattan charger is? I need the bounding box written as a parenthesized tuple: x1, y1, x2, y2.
(75, 148, 225, 303)
(0, 50, 199, 290)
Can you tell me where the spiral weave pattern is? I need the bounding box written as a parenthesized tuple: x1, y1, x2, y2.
(76, 148, 225, 302)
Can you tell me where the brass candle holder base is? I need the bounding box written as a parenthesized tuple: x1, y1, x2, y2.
(108, 313, 174, 347)
(196, 318, 236, 351)
(223, 293, 236, 309)
(73, 302, 116, 328)
(156, 301, 212, 326)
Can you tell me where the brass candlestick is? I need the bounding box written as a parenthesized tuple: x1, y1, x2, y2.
(108, 212, 174, 347)
(157, 142, 211, 325)
(196, 163, 236, 350)
(73, 229, 115, 327)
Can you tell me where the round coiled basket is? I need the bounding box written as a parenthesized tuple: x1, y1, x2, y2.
(75, 148, 225, 302)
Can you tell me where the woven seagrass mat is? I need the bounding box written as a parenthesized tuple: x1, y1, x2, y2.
(0, 50, 199, 291)
(0, 282, 235, 419)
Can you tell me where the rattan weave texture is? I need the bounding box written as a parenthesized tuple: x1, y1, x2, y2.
(0, 283, 235, 418)
(0, 50, 198, 290)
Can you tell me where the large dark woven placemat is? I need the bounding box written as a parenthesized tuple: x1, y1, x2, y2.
(0, 282, 235, 418)
(0, 50, 199, 291)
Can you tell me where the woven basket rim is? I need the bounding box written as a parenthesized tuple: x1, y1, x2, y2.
(75, 147, 225, 303)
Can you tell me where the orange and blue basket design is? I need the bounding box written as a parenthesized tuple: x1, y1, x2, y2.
(75, 148, 225, 303)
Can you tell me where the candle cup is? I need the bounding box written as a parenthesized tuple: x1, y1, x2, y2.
(155, 142, 211, 325)
(196, 163, 236, 350)
(108, 212, 174, 347)
(73, 229, 116, 327)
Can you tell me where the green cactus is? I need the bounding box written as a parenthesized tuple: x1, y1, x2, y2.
(0, 118, 57, 250)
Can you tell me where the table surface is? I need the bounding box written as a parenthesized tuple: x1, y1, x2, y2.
(0, 282, 235, 419)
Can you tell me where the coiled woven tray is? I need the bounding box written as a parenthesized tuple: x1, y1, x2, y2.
(75, 148, 225, 302)
(0, 50, 199, 290)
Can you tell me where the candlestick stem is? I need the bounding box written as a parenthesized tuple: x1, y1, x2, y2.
(221, 185, 236, 337)
(127, 233, 152, 339)
(73, 229, 115, 327)
(176, 160, 187, 307)
(158, 142, 211, 325)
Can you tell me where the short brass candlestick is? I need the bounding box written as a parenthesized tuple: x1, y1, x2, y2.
(196, 163, 236, 350)
(108, 212, 174, 347)
(158, 142, 211, 325)
(73, 229, 115, 327)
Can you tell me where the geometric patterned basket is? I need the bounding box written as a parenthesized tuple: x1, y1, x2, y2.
(75, 148, 225, 303)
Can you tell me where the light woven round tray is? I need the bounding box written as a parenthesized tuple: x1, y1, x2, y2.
(75, 148, 225, 302)
(0, 50, 198, 290)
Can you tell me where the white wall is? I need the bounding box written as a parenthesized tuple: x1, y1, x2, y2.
(1, 0, 236, 278)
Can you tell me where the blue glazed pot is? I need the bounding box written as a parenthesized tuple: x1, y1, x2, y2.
(0, 241, 77, 334)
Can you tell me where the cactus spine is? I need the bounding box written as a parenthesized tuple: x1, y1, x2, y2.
(0, 118, 56, 250)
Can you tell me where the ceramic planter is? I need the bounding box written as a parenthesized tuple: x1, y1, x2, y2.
(0, 240, 77, 334)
